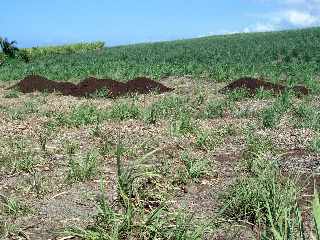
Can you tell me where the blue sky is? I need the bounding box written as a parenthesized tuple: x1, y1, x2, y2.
(2, 0, 320, 48)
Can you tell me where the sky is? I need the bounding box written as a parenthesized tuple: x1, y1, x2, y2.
(1, 0, 320, 48)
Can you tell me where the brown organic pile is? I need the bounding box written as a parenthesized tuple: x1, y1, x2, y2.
(10, 75, 174, 98)
(220, 77, 309, 95)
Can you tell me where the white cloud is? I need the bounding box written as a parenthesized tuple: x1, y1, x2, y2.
(272, 0, 320, 12)
(197, 31, 215, 37)
(257, 0, 319, 6)
(278, 0, 320, 13)
(201, 0, 319, 38)
(216, 23, 277, 36)
(239, 22, 278, 33)
(283, 0, 308, 4)
(254, 22, 278, 31)
(269, 9, 320, 27)
(282, 10, 318, 26)
(254, 0, 320, 27)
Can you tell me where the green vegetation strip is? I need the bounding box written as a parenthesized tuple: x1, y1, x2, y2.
(0, 28, 319, 88)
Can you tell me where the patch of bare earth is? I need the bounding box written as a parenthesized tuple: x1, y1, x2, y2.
(0, 77, 318, 239)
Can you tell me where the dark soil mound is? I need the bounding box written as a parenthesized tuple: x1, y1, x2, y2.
(126, 77, 174, 94)
(220, 77, 309, 96)
(74, 77, 128, 97)
(10, 75, 174, 98)
(292, 85, 309, 95)
(12, 75, 78, 95)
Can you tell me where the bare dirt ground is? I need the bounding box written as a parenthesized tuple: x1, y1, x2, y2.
(0, 77, 319, 239)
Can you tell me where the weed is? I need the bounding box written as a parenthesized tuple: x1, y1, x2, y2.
(203, 99, 229, 119)
(66, 189, 207, 239)
(90, 124, 103, 138)
(67, 150, 99, 182)
(181, 152, 210, 181)
(173, 167, 190, 186)
(0, 221, 20, 239)
(38, 128, 52, 153)
(255, 88, 274, 100)
(64, 140, 80, 157)
(109, 101, 141, 121)
(0, 137, 38, 173)
(23, 100, 39, 114)
(56, 104, 105, 127)
(89, 87, 110, 98)
(144, 105, 157, 124)
(6, 108, 25, 120)
(194, 91, 206, 106)
(295, 101, 314, 120)
(273, 90, 293, 113)
(294, 102, 320, 130)
(28, 172, 50, 197)
(242, 132, 274, 173)
(262, 188, 320, 239)
(221, 129, 298, 235)
(312, 190, 320, 240)
(195, 131, 210, 150)
(144, 95, 190, 123)
(1, 197, 31, 216)
(260, 91, 293, 129)
(13, 155, 37, 173)
(4, 89, 19, 98)
(64, 142, 209, 239)
(221, 156, 298, 227)
(4, 100, 39, 120)
(227, 89, 250, 102)
(263, 201, 305, 239)
(235, 107, 255, 118)
(223, 123, 237, 136)
(99, 137, 114, 156)
(170, 111, 196, 135)
(115, 138, 161, 205)
(310, 136, 320, 153)
(261, 106, 280, 128)
(195, 129, 223, 151)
